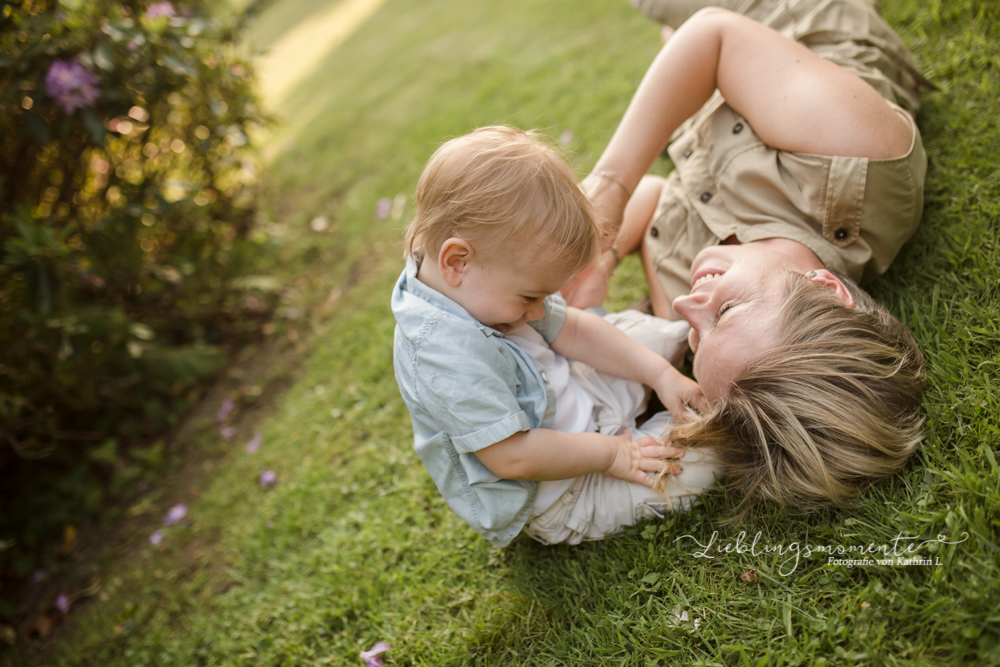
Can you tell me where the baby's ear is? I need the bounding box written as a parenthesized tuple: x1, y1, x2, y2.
(439, 238, 474, 288)
(808, 269, 854, 308)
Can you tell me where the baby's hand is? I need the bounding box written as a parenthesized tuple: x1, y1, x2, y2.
(604, 429, 684, 488)
(652, 367, 709, 418)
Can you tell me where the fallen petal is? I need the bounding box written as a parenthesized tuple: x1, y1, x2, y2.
(375, 197, 392, 220)
(220, 425, 237, 441)
(245, 430, 263, 453)
(54, 594, 71, 614)
(149, 529, 165, 546)
(216, 398, 235, 422)
(558, 129, 574, 147)
(259, 470, 277, 486)
(163, 504, 187, 525)
(739, 569, 758, 583)
(360, 641, 391, 667)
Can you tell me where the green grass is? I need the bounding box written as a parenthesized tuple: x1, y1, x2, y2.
(7, 0, 999, 664)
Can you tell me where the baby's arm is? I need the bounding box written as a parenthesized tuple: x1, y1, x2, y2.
(551, 306, 708, 416)
(476, 428, 680, 488)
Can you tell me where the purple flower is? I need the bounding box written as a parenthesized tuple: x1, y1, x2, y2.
(360, 642, 391, 667)
(220, 425, 237, 441)
(145, 1, 176, 19)
(245, 430, 263, 453)
(375, 198, 392, 220)
(259, 470, 277, 486)
(216, 398, 235, 422)
(45, 59, 101, 114)
(150, 529, 164, 546)
(163, 503, 187, 525)
(54, 594, 71, 614)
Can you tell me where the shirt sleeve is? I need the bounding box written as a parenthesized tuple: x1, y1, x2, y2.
(412, 325, 530, 455)
(527, 293, 567, 344)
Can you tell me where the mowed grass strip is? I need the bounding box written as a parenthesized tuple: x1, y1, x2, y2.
(28, 0, 1000, 665)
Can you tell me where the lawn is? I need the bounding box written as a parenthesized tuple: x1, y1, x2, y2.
(10, 0, 1000, 664)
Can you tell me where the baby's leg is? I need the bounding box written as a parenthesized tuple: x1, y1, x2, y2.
(524, 425, 720, 546)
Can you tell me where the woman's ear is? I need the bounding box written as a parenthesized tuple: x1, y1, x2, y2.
(439, 238, 474, 288)
(808, 269, 854, 308)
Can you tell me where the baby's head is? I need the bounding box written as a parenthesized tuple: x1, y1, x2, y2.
(406, 126, 598, 278)
(405, 126, 599, 332)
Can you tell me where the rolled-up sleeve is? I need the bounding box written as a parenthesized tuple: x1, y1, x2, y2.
(528, 294, 567, 344)
(413, 326, 530, 453)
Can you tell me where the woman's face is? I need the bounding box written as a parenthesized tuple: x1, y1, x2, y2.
(672, 239, 819, 403)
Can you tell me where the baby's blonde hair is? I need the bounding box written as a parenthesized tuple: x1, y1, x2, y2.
(405, 126, 598, 275)
(660, 272, 925, 518)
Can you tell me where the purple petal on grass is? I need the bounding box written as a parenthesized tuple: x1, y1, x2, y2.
(245, 430, 263, 453)
(54, 594, 71, 614)
(259, 470, 277, 486)
(149, 529, 164, 546)
(45, 58, 101, 114)
(216, 398, 235, 422)
(145, 1, 176, 18)
(558, 129, 574, 147)
(163, 503, 187, 525)
(360, 642, 391, 667)
(220, 425, 237, 441)
(375, 197, 392, 220)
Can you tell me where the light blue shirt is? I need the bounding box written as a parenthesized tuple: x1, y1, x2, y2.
(391, 257, 567, 547)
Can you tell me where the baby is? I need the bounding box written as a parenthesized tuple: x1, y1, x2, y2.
(391, 126, 719, 547)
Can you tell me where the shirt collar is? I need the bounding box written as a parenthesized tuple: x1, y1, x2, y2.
(401, 256, 504, 337)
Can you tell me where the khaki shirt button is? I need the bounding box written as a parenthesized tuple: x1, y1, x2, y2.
(834, 227, 849, 241)
(700, 192, 713, 203)
(650, 226, 659, 238)
(683, 149, 693, 158)
(733, 122, 744, 134)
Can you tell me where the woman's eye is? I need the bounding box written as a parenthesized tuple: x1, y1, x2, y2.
(524, 296, 541, 303)
(718, 302, 734, 317)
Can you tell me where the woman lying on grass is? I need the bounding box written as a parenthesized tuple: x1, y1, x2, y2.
(564, 0, 928, 517)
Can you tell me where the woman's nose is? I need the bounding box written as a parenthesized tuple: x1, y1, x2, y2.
(672, 291, 711, 329)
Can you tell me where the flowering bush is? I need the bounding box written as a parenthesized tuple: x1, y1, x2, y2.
(0, 0, 270, 585)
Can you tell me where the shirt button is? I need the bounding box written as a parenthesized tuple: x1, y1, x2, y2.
(834, 227, 849, 241)
(650, 226, 659, 238)
(700, 192, 713, 203)
(683, 148, 692, 159)
(733, 122, 744, 134)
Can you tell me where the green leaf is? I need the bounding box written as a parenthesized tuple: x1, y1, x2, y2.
(24, 110, 51, 144)
(81, 108, 106, 147)
(159, 54, 197, 77)
(93, 42, 115, 71)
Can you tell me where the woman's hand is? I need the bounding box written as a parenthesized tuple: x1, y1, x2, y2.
(604, 429, 684, 488)
(651, 366, 709, 418)
(560, 249, 617, 309)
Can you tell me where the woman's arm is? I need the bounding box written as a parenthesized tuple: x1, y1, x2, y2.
(587, 6, 912, 242)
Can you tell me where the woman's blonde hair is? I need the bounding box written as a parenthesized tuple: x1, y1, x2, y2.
(404, 126, 598, 275)
(660, 272, 926, 518)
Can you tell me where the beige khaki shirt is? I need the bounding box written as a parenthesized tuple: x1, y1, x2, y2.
(641, 0, 930, 318)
